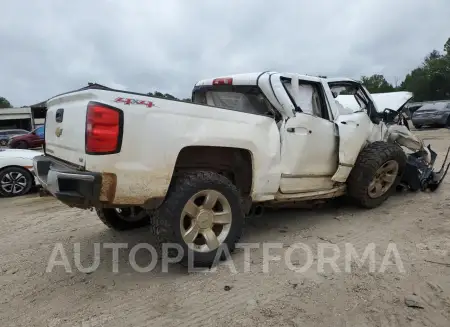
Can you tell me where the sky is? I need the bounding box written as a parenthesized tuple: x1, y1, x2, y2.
(1, 0, 449, 107)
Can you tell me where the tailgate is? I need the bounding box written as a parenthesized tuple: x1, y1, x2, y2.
(44, 92, 91, 167)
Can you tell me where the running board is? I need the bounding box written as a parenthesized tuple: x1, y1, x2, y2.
(273, 185, 346, 202)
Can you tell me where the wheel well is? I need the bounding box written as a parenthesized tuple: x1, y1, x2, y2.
(173, 146, 253, 197)
(12, 139, 29, 148)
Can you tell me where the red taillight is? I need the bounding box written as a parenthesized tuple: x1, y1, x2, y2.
(212, 77, 233, 85)
(85, 102, 122, 154)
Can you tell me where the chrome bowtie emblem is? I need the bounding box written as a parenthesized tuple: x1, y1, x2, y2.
(55, 127, 63, 137)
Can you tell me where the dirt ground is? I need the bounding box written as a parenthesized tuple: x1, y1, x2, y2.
(1, 128, 449, 327)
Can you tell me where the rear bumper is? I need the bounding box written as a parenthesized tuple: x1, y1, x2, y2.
(33, 155, 102, 208)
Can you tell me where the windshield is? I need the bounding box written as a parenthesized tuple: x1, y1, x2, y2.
(331, 84, 369, 112)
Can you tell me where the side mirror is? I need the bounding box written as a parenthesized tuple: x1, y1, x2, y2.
(383, 108, 399, 123)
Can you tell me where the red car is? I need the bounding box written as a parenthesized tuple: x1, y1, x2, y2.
(8, 126, 45, 149)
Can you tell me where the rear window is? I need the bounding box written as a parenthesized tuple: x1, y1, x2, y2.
(35, 126, 45, 137)
(193, 86, 275, 116)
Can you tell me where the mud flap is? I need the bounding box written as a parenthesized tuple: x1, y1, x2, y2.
(400, 145, 450, 192)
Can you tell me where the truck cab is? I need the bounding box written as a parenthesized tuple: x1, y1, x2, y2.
(192, 72, 380, 196)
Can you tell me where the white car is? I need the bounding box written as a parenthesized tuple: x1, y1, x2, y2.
(0, 148, 41, 197)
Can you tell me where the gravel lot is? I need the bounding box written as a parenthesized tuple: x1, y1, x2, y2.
(1, 128, 449, 327)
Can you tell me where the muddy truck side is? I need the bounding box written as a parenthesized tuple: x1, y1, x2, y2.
(34, 72, 449, 266)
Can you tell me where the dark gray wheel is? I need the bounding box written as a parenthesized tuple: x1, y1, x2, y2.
(15, 141, 28, 149)
(152, 171, 244, 267)
(347, 142, 406, 208)
(0, 166, 34, 197)
(96, 206, 151, 231)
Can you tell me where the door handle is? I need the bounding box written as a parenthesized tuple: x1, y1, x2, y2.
(287, 127, 311, 134)
(55, 108, 64, 123)
(340, 121, 359, 127)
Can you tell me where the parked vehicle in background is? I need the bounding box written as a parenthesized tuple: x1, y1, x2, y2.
(8, 126, 45, 149)
(411, 101, 450, 129)
(0, 148, 41, 196)
(0, 129, 29, 146)
(405, 103, 424, 118)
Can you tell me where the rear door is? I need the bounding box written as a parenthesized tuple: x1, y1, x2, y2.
(44, 92, 90, 167)
(278, 76, 339, 193)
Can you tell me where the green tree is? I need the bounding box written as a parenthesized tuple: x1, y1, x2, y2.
(400, 38, 450, 101)
(0, 97, 12, 108)
(444, 37, 450, 55)
(360, 74, 395, 93)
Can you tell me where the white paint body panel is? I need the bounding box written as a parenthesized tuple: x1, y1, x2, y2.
(332, 112, 374, 182)
(0, 149, 42, 185)
(279, 114, 338, 193)
(44, 89, 282, 204)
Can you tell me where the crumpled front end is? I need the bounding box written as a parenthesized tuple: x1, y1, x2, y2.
(384, 125, 450, 192)
(399, 145, 450, 192)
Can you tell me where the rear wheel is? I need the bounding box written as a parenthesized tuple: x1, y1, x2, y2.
(14, 141, 28, 149)
(151, 171, 244, 267)
(96, 207, 151, 231)
(347, 142, 406, 208)
(0, 166, 34, 197)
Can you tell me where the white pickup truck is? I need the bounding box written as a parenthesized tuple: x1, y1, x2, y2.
(33, 72, 448, 266)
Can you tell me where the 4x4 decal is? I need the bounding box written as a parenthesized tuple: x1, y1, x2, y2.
(114, 97, 155, 108)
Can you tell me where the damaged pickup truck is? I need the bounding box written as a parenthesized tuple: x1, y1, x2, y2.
(33, 72, 449, 266)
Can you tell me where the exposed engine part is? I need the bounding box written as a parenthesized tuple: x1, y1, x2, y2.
(399, 145, 450, 192)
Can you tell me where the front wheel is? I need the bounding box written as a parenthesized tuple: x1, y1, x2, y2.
(445, 116, 450, 128)
(347, 142, 406, 209)
(96, 207, 151, 231)
(152, 171, 244, 267)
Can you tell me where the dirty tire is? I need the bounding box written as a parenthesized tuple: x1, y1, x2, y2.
(347, 142, 406, 209)
(96, 207, 151, 231)
(151, 171, 244, 268)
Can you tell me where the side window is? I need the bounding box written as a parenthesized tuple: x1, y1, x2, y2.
(193, 86, 279, 120)
(36, 126, 45, 138)
(282, 79, 329, 120)
(331, 83, 373, 114)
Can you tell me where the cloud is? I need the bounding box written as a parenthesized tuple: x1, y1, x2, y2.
(1, 0, 449, 106)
